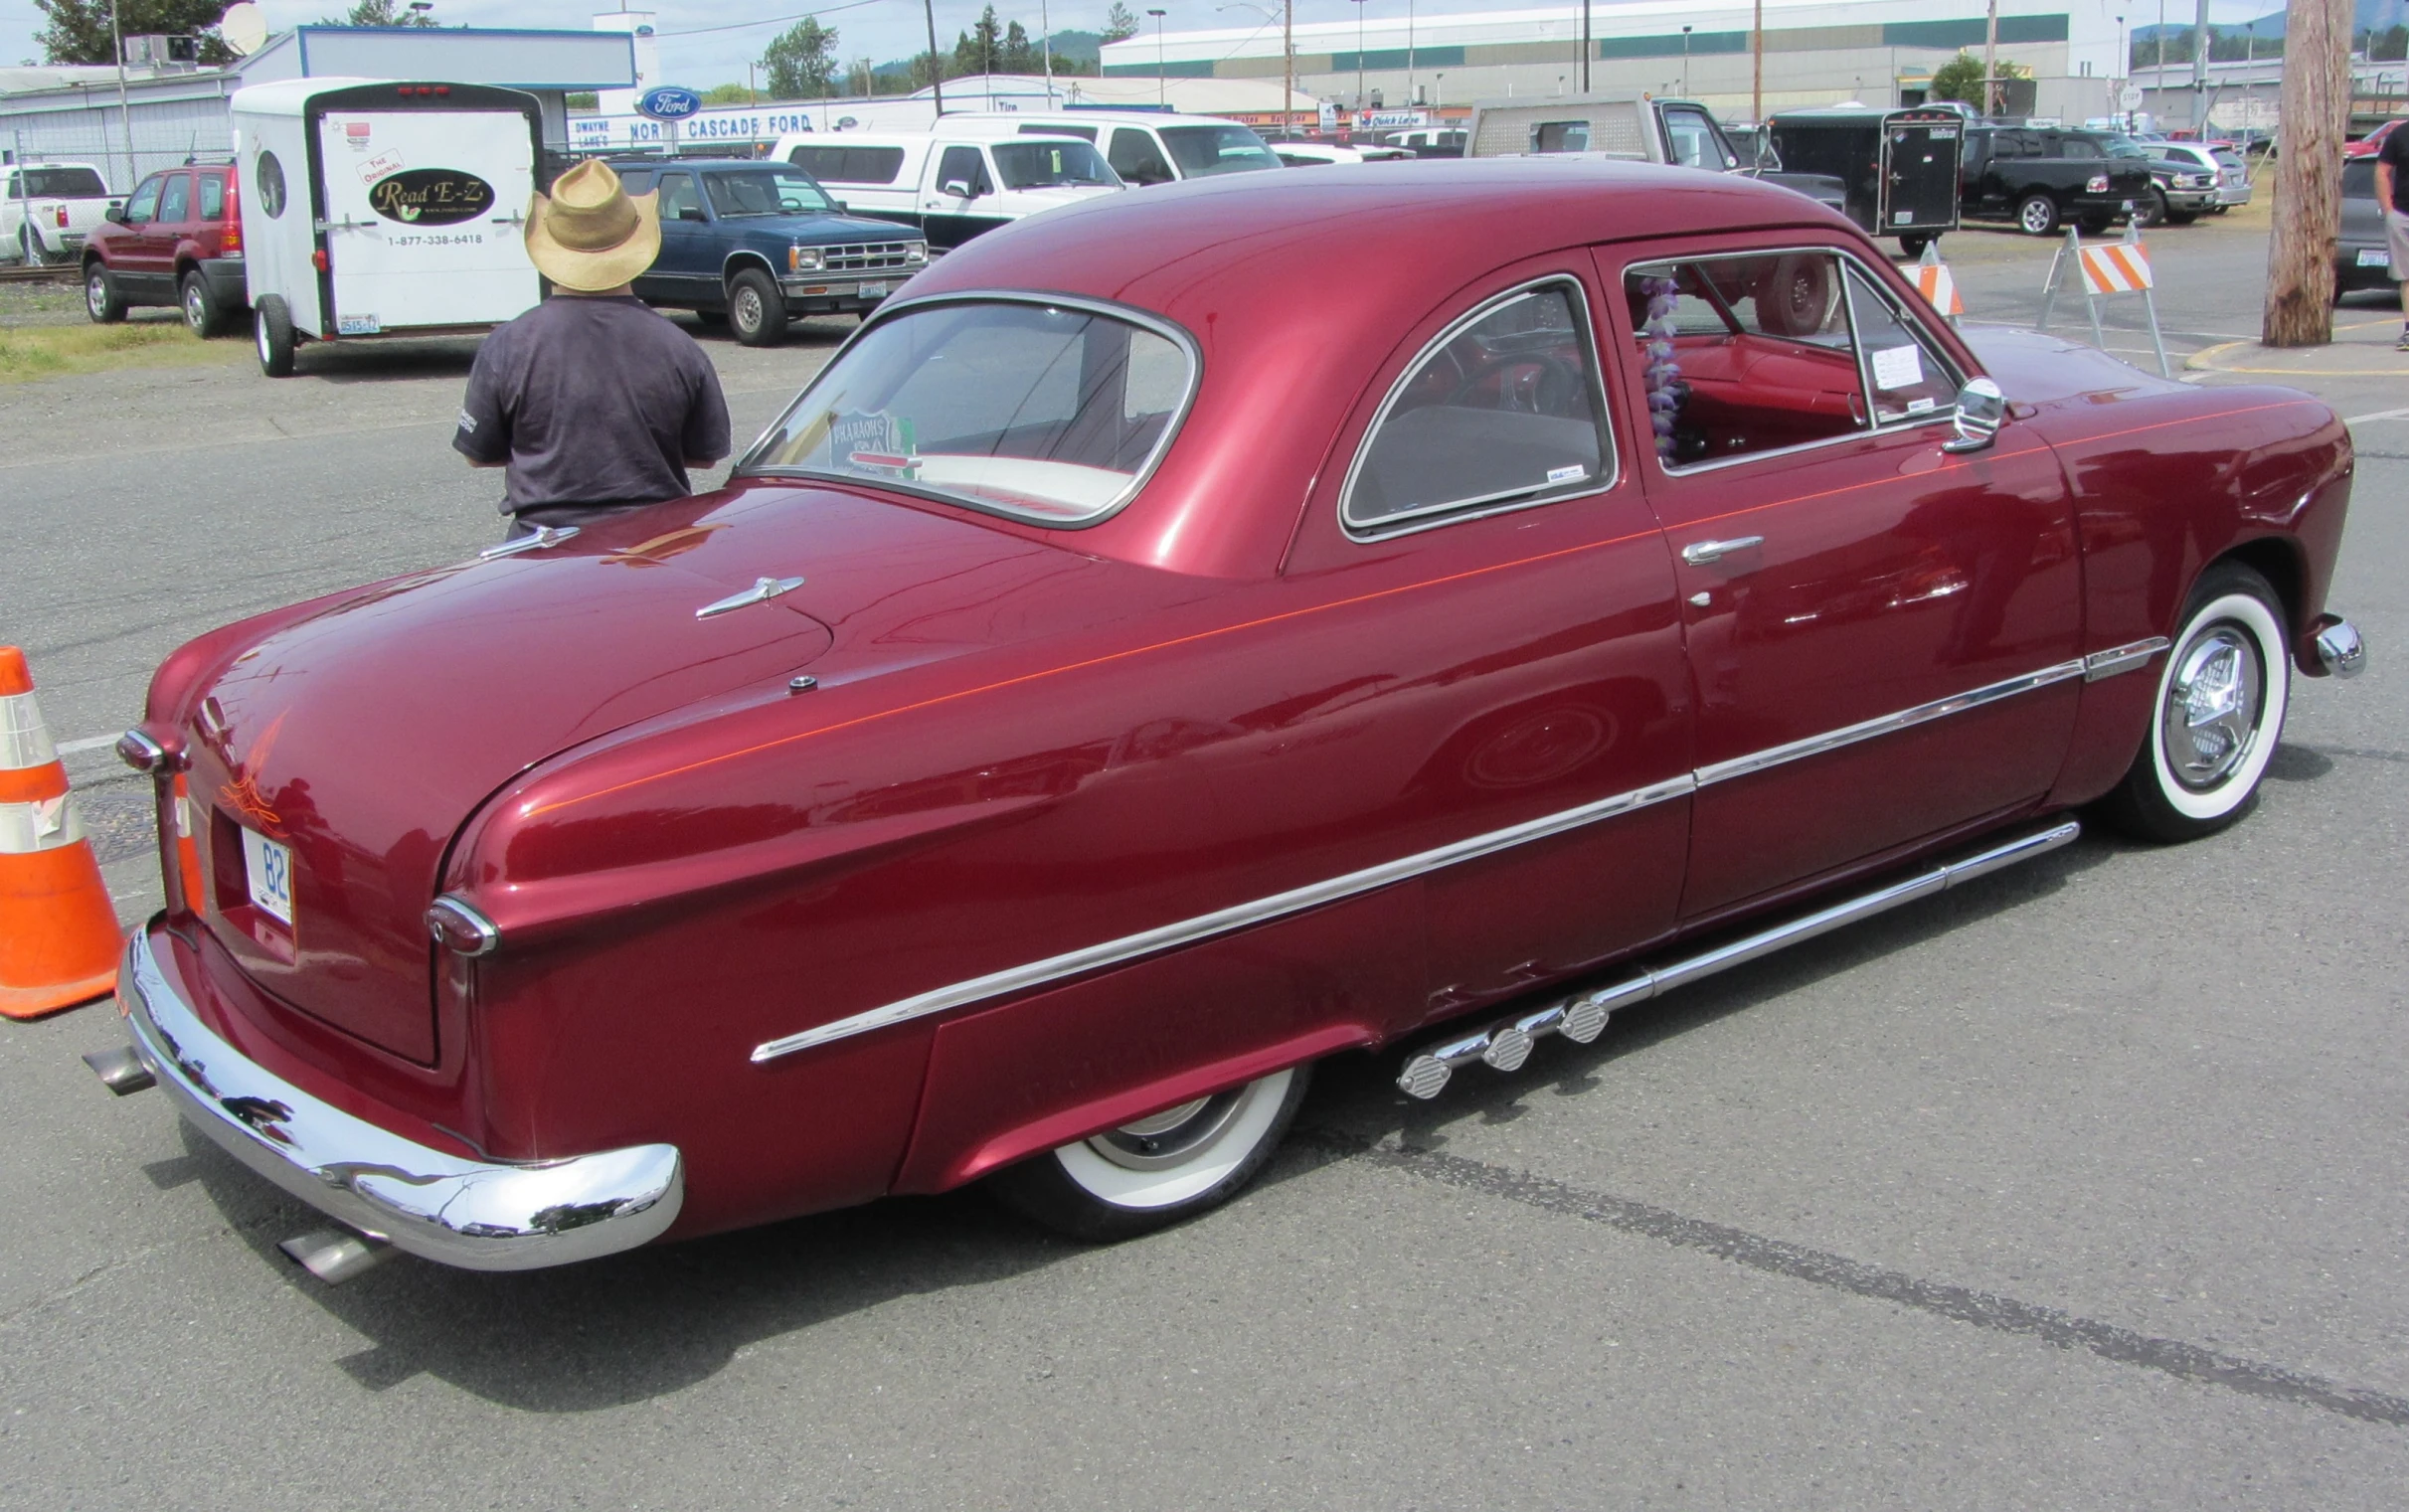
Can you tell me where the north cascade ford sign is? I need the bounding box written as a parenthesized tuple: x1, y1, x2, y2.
(636, 85, 703, 121)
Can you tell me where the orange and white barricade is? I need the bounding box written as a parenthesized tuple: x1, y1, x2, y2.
(2036, 221, 2169, 376)
(1899, 242, 1965, 326)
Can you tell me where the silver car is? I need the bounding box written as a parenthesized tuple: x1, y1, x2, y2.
(2161, 142, 2252, 210)
(2337, 158, 2391, 297)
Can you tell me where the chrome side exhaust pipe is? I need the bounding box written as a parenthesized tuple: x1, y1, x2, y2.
(83, 1046, 156, 1095)
(279, 1228, 393, 1284)
(1397, 820, 2081, 1099)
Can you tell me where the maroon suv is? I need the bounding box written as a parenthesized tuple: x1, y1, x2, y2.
(83, 162, 247, 336)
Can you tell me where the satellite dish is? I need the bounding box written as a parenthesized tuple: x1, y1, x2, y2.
(220, 1, 269, 57)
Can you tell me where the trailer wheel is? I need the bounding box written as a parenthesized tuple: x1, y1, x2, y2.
(728, 268, 786, 347)
(1898, 233, 1932, 257)
(255, 295, 297, 379)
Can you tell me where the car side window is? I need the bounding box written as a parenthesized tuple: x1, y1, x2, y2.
(1841, 266, 1961, 424)
(1624, 252, 1870, 467)
(1108, 128, 1173, 186)
(1343, 279, 1614, 533)
(123, 176, 162, 224)
(157, 173, 191, 224)
(1660, 106, 1736, 170)
(2060, 136, 2104, 160)
(935, 145, 990, 197)
(199, 171, 226, 221)
(655, 172, 700, 221)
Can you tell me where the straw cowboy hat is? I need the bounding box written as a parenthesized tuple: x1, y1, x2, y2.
(525, 160, 661, 291)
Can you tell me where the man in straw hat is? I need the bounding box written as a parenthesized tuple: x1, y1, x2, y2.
(455, 159, 731, 535)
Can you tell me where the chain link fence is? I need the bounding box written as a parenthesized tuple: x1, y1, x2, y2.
(4, 88, 239, 262)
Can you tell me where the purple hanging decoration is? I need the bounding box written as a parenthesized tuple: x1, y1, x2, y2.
(1640, 275, 1681, 461)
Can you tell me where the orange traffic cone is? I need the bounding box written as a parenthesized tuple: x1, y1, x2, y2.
(0, 647, 122, 1019)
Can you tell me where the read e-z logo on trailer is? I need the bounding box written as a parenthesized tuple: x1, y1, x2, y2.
(369, 168, 494, 225)
(637, 85, 703, 121)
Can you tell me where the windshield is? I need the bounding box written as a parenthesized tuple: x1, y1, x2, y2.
(1159, 124, 1282, 177)
(22, 167, 106, 198)
(990, 140, 1120, 190)
(702, 167, 836, 217)
(743, 300, 1195, 525)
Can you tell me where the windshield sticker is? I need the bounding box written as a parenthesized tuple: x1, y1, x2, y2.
(1545, 463, 1588, 484)
(1871, 343, 1925, 392)
(833, 410, 919, 475)
(1907, 397, 1939, 415)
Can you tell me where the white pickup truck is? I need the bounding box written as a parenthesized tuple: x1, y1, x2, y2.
(2, 162, 122, 265)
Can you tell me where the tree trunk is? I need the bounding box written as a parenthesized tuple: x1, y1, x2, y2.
(2261, 0, 2352, 346)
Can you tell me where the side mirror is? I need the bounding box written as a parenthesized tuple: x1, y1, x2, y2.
(1943, 377, 2007, 453)
(103, 206, 125, 225)
(941, 179, 974, 199)
(677, 206, 707, 223)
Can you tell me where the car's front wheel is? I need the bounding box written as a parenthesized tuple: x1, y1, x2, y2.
(2017, 193, 2061, 236)
(2136, 187, 2167, 228)
(989, 1066, 1311, 1242)
(2099, 562, 2291, 843)
(727, 268, 786, 347)
(86, 262, 125, 323)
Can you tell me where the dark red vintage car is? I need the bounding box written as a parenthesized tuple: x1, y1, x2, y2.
(94, 161, 2363, 1277)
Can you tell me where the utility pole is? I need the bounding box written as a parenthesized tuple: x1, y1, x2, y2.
(1752, 0, 1762, 123)
(1041, 0, 1055, 98)
(1681, 25, 1692, 96)
(109, 0, 135, 193)
(1983, 0, 1998, 115)
(1581, 0, 1592, 93)
(924, 0, 945, 115)
(1150, 8, 1168, 107)
(1285, 0, 1294, 138)
(2262, 0, 2351, 345)
(2190, 0, 2211, 130)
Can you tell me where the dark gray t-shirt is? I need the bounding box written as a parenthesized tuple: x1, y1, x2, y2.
(453, 295, 732, 515)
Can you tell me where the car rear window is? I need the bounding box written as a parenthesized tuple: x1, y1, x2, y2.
(22, 167, 106, 197)
(786, 145, 909, 185)
(199, 171, 226, 220)
(743, 299, 1196, 525)
(2212, 148, 2244, 171)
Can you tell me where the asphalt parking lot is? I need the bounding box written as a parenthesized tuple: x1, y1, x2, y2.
(3, 195, 2406, 1508)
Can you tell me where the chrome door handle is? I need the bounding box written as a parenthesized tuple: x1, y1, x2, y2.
(1681, 535, 1765, 566)
(695, 575, 804, 620)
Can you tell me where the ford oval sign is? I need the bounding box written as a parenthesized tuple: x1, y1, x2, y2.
(636, 86, 702, 122)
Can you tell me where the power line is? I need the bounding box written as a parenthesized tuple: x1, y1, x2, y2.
(654, 0, 887, 40)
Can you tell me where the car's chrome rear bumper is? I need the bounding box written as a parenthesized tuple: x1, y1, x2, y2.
(114, 924, 683, 1271)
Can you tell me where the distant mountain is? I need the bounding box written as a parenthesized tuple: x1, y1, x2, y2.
(2135, 0, 2404, 37)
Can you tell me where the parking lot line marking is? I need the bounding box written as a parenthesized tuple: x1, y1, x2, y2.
(2345, 407, 2409, 425)
(57, 735, 116, 755)
(1306, 1129, 2409, 1429)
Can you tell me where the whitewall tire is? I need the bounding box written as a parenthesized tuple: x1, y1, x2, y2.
(2102, 562, 2290, 842)
(990, 1066, 1311, 1242)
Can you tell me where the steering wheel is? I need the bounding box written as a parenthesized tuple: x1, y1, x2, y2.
(1447, 353, 1584, 416)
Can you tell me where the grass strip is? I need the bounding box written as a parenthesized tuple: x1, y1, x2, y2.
(0, 321, 242, 384)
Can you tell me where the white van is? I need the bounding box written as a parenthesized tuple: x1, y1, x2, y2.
(937, 112, 1284, 187)
(231, 78, 545, 377)
(769, 130, 1122, 252)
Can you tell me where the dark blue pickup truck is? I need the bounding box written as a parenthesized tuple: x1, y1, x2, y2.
(606, 157, 928, 346)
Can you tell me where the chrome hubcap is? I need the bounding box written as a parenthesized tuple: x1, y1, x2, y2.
(734, 289, 761, 328)
(185, 287, 203, 327)
(2162, 624, 2262, 789)
(2022, 203, 2049, 232)
(256, 315, 270, 363)
(1087, 1091, 1246, 1171)
(87, 274, 105, 316)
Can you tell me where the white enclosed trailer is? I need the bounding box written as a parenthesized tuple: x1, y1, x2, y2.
(230, 78, 546, 377)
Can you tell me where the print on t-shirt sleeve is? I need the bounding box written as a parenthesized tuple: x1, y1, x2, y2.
(452, 338, 514, 465)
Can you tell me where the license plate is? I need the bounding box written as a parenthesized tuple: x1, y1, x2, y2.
(2358, 249, 2391, 267)
(1893, 210, 1914, 225)
(856, 280, 890, 299)
(241, 827, 294, 926)
(336, 313, 380, 336)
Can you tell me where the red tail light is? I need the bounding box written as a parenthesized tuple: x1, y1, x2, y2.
(222, 171, 242, 253)
(312, 248, 329, 272)
(54, 206, 69, 228)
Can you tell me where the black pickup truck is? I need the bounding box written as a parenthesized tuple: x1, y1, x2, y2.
(1959, 125, 2151, 236)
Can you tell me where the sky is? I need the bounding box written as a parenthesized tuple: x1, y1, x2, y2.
(4, 0, 2396, 83)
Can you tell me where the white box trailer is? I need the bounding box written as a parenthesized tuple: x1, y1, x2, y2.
(231, 78, 545, 377)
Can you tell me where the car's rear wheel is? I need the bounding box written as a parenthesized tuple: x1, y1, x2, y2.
(2099, 562, 2290, 844)
(254, 294, 296, 378)
(1898, 233, 1933, 258)
(2136, 187, 2167, 228)
(85, 262, 125, 323)
(19, 227, 50, 265)
(989, 1066, 1311, 1242)
(728, 268, 786, 347)
(181, 270, 227, 337)
(2017, 193, 2061, 236)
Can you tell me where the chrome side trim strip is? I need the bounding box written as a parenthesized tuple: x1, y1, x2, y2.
(749, 772, 1698, 1064)
(1693, 659, 2087, 788)
(754, 653, 2101, 1063)
(2083, 636, 2172, 681)
(1393, 819, 2082, 1097)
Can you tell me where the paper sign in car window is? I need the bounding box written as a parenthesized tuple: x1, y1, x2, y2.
(1871, 344, 1925, 392)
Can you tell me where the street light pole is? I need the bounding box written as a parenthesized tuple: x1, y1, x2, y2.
(1149, 8, 1168, 107)
(1681, 25, 1693, 96)
(1582, 0, 1592, 93)
(1408, 0, 1416, 108)
(1752, 0, 1762, 122)
(1353, 0, 1368, 113)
